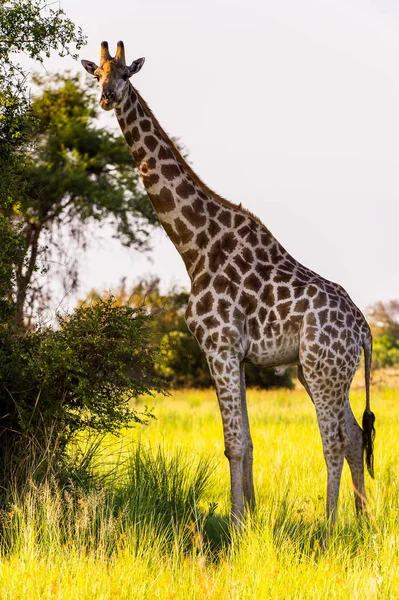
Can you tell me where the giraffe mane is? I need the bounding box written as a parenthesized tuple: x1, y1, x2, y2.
(133, 86, 266, 229)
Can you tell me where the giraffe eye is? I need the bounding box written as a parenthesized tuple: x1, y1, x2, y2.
(122, 73, 129, 81)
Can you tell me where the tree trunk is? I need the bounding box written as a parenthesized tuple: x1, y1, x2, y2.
(14, 223, 41, 329)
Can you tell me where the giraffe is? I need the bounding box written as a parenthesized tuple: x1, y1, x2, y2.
(82, 41, 376, 527)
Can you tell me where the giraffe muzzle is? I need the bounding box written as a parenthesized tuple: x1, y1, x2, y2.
(100, 90, 117, 111)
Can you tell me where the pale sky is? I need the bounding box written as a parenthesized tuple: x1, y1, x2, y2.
(32, 0, 399, 312)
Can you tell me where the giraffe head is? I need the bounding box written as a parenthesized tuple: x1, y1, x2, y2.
(81, 41, 145, 111)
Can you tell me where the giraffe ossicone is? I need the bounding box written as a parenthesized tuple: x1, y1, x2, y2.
(82, 41, 376, 527)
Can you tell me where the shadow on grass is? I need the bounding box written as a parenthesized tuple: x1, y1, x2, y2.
(0, 440, 234, 560)
(202, 510, 231, 558)
(107, 446, 232, 558)
(268, 490, 375, 560)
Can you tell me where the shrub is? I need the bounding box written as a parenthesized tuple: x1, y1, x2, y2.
(0, 297, 165, 489)
(372, 335, 399, 369)
(157, 330, 213, 388)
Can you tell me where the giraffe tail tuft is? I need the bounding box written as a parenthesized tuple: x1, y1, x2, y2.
(362, 409, 376, 479)
(362, 329, 376, 479)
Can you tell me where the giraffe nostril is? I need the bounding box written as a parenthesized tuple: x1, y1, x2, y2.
(101, 91, 116, 102)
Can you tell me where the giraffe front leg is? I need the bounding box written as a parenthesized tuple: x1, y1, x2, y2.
(240, 363, 255, 512)
(207, 353, 245, 527)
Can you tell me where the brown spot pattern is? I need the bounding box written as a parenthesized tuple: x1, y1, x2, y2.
(144, 135, 158, 152)
(181, 205, 206, 227)
(176, 179, 195, 198)
(174, 218, 194, 245)
(150, 186, 176, 213)
(196, 291, 214, 315)
(161, 163, 181, 180)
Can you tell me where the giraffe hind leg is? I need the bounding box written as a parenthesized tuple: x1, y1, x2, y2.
(317, 406, 346, 523)
(297, 364, 314, 404)
(344, 399, 367, 515)
(299, 363, 347, 523)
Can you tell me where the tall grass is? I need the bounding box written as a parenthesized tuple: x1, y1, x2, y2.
(0, 386, 398, 598)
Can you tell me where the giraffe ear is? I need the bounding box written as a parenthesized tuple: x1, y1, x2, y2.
(81, 60, 98, 76)
(127, 57, 145, 77)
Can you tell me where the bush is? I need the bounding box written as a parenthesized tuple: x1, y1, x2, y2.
(0, 297, 166, 489)
(372, 335, 399, 369)
(158, 330, 213, 388)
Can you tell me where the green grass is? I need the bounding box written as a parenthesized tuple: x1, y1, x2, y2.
(1, 385, 398, 599)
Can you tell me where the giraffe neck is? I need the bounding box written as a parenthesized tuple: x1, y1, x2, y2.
(115, 84, 287, 281)
(115, 84, 217, 278)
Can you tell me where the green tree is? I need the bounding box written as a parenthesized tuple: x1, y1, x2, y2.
(0, 0, 86, 324)
(0, 218, 23, 323)
(367, 300, 399, 369)
(0, 0, 86, 207)
(367, 300, 399, 340)
(3, 74, 158, 326)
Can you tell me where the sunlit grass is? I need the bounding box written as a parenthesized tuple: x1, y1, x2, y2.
(0, 384, 398, 599)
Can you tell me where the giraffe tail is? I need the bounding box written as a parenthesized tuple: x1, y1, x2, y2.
(362, 329, 376, 478)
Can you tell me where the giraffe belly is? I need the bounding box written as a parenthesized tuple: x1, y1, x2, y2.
(245, 336, 300, 368)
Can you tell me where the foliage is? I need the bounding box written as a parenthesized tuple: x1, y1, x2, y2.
(367, 300, 399, 339)
(0, 0, 85, 325)
(372, 335, 399, 370)
(158, 330, 212, 387)
(0, 297, 165, 485)
(24, 73, 157, 247)
(83, 278, 293, 389)
(0, 217, 23, 323)
(3, 74, 158, 326)
(367, 300, 399, 369)
(0, 0, 86, 206)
